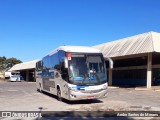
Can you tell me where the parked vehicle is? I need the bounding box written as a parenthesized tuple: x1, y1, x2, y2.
(5, 71, 22, 82)
(36, 46, 113, 101)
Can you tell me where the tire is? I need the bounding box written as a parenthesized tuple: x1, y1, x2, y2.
(57, 88, 62, 101)
(38, 83, 42, 93)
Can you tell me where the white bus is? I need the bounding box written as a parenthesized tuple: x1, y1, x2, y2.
(36, 46, 113, 101)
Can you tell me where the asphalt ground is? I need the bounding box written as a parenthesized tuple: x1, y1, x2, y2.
(0, 81, 160, 120)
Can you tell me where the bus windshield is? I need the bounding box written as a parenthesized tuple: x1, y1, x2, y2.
(68, 53, 107, 86)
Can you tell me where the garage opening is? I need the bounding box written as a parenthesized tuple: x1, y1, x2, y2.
(20, 69, 35, 82)
(112, 69, 146, 86)
(106, 53, 160, 87)
(152, 52, 160, 86)
(108, 56, 148, 87)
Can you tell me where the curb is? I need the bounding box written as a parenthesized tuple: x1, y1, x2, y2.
(135, 87, 160, 91)
(135, 88, 152, 91)
(108, 86, 119, 89)
(155, 90, 160, 91)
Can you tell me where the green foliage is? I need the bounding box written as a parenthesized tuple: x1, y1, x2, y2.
(0, 56, 22, 72)
(0, 56, 6, 62)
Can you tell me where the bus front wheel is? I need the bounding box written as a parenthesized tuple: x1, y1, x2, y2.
(37, 83, 42, 93)
(57, 88, 62, 101)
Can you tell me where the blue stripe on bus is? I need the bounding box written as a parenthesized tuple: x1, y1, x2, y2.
(74, 77, 83, 81)
(72, 86, 88, 90)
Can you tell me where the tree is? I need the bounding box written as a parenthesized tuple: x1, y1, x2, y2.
(0, 56, 22, 72)
(0, 56, 6, 62)
(0, 56, 7, 72)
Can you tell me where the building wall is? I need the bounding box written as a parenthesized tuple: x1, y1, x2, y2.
(19, 69, 36, 82)
(108, 52, 160, 87)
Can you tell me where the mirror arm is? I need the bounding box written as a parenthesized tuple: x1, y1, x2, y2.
(105, 57, 113, 69)
(64, 57, 68, 68)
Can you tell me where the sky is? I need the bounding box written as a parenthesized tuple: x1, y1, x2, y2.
(0, 0, 160, 62)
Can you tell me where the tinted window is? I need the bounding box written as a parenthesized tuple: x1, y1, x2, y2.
(50, 52, 60, 70)
(41, 51, 66, 79)
(36, 61, 42, 71)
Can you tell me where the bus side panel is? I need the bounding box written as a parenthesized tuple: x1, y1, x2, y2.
(49, 78, 56, 95)
(36, 77, 43, 90)
(36, 61, 43, 91)
(57, 79, 70, 100)
(36, 50, 71, 100)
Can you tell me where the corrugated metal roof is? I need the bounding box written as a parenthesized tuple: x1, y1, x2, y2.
(93, 31, 160, 58)
(48, 46, 101, 56)
(9, 60, 39, 71)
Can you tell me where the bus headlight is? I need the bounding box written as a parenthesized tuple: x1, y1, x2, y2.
(69, 87, 78, 92)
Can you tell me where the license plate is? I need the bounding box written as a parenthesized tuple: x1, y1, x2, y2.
(87, 96, 94, 99)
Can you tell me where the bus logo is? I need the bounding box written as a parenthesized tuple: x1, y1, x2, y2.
(67, 53, 72, 60)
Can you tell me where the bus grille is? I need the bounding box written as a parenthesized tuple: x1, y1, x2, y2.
(80, 89, 102, 93)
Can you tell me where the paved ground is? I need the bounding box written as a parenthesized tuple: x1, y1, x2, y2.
(0, 80, 160, 120)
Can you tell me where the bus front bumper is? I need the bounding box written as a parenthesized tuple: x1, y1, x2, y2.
(69, 89, 108, 101)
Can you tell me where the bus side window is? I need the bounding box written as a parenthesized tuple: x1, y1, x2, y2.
(60, 58, 69, 81)
(36, 61, 42, 71)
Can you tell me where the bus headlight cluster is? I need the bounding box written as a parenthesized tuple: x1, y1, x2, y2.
(69, 87, 78, 92)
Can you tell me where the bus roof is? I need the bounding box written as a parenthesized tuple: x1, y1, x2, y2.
(48, 46, 101, 56)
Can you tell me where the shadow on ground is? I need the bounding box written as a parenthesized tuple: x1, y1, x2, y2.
(40, 90, 103, 104)
(35, 111, 135, 120)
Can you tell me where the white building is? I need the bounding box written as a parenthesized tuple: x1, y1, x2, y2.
(94, 31, 160, 88)
(9, 60, 39, 81)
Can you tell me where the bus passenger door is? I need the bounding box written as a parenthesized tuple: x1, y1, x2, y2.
(61, 68, 70, 100)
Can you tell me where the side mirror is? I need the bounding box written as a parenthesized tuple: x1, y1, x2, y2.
(106, 57, 113, 69)
(64, 57, 68, 68)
